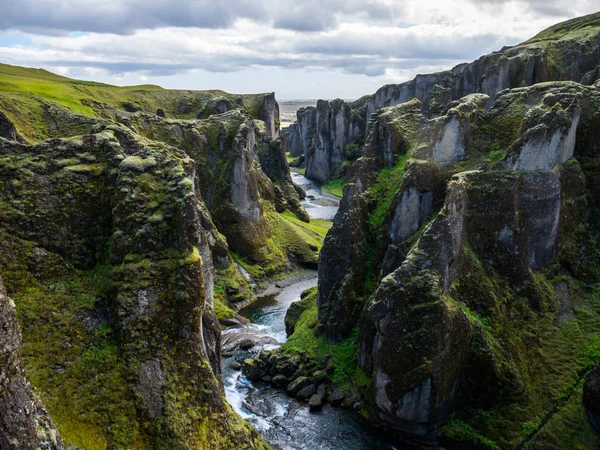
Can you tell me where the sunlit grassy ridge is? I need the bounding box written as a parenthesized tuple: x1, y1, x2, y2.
(0, 63, 269, 142)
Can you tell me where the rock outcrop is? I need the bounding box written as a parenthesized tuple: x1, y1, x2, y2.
(584, 364, 600, 432)
(291, 12, 600, 184)
(0, 72, 303, 447)
(0, 276, 65, 450)
(314, 80, 600, 447)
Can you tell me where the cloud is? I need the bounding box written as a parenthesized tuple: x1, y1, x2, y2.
(0, 0, 267, 35)
(0, 0, 405, 34)
(0, 0, 597, 99)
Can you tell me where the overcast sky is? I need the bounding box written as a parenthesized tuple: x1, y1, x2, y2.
(0, 1, 597, 99)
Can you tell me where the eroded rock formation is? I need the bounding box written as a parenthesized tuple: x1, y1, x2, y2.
(315, 80, 600, 447)
(291, 12, 600, 185)
(0, 276, 65, 450)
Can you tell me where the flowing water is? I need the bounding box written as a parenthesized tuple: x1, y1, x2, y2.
(291, 171, 339, 221)
(221, 172, 408, 449)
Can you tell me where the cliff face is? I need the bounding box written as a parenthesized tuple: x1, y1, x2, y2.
(292, 12, 600, 184)
(314, 79, 600, 447)
(0, 69, 309, 448)
(0, 276, 65, 450)
(0, 126, 269, 448)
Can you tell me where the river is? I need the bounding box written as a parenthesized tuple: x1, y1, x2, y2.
(220, 172, 406, 449)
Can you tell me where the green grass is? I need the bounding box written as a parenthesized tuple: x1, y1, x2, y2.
(367, 153, 410, 226)
(0, 62, 273, 142)
(323, 177, 344, 197)
(280, 211, 332, 238)
(281, 288, 372, 393)
(12, 267, 145, 450)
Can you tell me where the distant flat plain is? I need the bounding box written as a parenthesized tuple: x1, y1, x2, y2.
(279, 99, 355, 128)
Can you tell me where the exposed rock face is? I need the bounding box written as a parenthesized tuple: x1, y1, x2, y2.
(259, 92, 281, 139)
(0, 108, 290, 447)
(284, 122, 303, 157)
(584, 364, 600, 432)
(0, 276, 65, 450)
(499, 94, 581, 170)
(317, 183, 370, 340)
(287, 98, 366, 183)
(317, 80, 600, 445)
(0, 111, 17, 141)
(293, 12, 600, 184)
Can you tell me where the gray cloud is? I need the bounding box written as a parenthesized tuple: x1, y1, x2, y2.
(293, 31, 503, 61)
(0, 0, 402, 34)
(0, 0, 266, 34)
(470, 0, 587, 17)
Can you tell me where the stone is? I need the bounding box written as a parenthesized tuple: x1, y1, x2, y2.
(228, 362, 242, 371)
(242, 358, 267, 382)
(311, 370, 327, 385)
(297, 384, 317, 401)
(309, 394, 323, 412)
(287, 376, 311, 395)
(0, 276, 65, 449)
(239, 338, 256, 350)
(329, 388, 345, 406)
(317, 383, 327, 400)
(276, 359, 298, 378)
(342, 393, 360, 409)
(272, 374, 289, 388)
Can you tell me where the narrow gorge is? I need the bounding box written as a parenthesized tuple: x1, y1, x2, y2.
(1, 10, 600, 450)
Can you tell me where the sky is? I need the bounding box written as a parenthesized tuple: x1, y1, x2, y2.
(0, 1, 598, 99)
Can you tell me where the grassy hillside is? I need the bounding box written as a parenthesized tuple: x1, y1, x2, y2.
(0, 63, 269, 142)
(526, 11, 600, 43)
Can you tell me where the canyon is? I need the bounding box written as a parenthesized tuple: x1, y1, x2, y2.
(1, 11, 600, 450)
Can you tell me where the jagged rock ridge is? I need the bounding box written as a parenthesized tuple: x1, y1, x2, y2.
(286, 11, 600, 184)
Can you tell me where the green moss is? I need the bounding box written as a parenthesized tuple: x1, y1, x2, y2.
(213, 298, 236, 320)
(323, 177, 344, 198)
(440, 419, 501, 450)
(367, 153, 410, 227)
(281, 288, 372, 392)
(527, 385, 600, 449)
(120, 155, 157, 172)
(0, 62, 275, 143)
(280, 211, 332, 238)
(11, 267, 146, 450)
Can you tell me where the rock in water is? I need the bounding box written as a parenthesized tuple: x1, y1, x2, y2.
(242, 358, 268, 382)
(297, 384, 317, 401)
(329, 388, 345, 406)
(287, 376, 311, 395)
(309, 394, 323, 412)
(228, 361, 242, 371)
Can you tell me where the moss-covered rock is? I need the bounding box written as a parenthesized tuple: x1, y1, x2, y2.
(0, 275, 65, 450)
(307, 80, 600, 447)
(0, 125, 269, 448)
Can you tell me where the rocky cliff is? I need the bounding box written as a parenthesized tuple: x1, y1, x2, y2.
(0, 67, 313, 448)
(1, 275, 65, 450)
(311, 78, 600, 448)
(288, 11, 600, 185)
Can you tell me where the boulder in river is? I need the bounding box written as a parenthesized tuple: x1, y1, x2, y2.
(287, 376, 311, 395)
(228, 361, 242, 371)
(272, 374, 289, 388)
(242, 358, 267, 381)
(329, 388, 345, 406)
(297, 384, 317, 401)
(309, 394, 323, 412)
